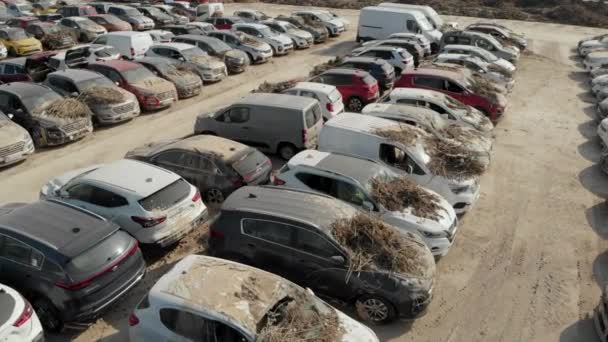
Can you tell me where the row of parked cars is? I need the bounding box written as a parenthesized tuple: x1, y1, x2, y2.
(0, 5, 529, 342)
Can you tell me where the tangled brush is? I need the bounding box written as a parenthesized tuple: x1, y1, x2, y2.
(35, 98, 91, 119)
(370, 177, 443, 220)
(79, 87, 125, 105)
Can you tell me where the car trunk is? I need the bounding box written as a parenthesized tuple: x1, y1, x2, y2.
(231, 149, 271, 185)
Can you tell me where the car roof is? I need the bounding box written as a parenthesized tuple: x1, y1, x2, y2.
(288, 150, 384, 186)
(292, 81, 336, 93)
(407, 67, 464, 80)
(342, 56, 384, 65)
(175, 34, 215, 42)
(152, 254, 303, 334)
(89, 59, 140, 71)
(222, 186, 358, 232)
(151, 135, 251, 161)
(322, 67, 367, 76)
(233, 23, 266, 29)
(0, 200, 118, 258)
(364, 102, 440, 120)
(0, 82, 51, 97)
(150, 42, 192, 50)
(325, 112, 398, 134)
(236, 93, 317, 109)
(80, 159, 180, 197)
(389, 87, 446, 101)
(48, 69, 103, 82)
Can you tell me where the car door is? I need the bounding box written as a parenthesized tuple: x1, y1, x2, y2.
(0, 234, 46, 292)
(378, 142, 429, 185)
(212, 107, 256, 145)
(443, 79, 469, 104)
(176, 151, 221, 192)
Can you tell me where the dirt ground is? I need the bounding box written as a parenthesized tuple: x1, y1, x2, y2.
(2, 3, 606, 341)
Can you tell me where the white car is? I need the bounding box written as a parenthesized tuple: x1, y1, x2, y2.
(275, 149, 459, 256)
(128, 255, 379, 342)
(441, 44, 515, 75)
(585, 51, 608, 72)
(262, 19, 313, 49)
(351, 46, 414, 75)
(598, 118, 608, 147)
(39, 159, 207, 247)
(579, 36, 608, 57)
(184, 21, 216, 33)
(0, 283, 43, 342)
(293, 10, 345, 37)
(282, 81, 344, 121)
(434, 53, 515, 92)
(232, 23, 294, 56)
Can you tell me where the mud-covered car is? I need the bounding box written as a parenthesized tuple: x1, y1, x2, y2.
(87, 60, 177, 111)
(107, 5, 154, 31)
(88, 14, 132, 32)
(275, 15, 328, 44)
(233, 9, 271, 23)
(0, 28, 42, 57)
(50, 44, 121, 71)
(262, 19, 313, 49)
(26, 22, 75, 49)
(59, 17, 107, 43)
(152, 4, 188, 25)
(172, 34, 248, 74)
(145, 42, 227, 83)
(0, 82, 93, 147)
(135, 57, 202, 99)
(233, 23, 294, 56)
(0, 111, 34, 167)
(207, 30, 272, 64)
(44, 69, 141, 125)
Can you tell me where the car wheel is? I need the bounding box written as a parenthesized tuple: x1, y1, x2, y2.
(79, 33, 88, 42)
(33, 298, 63, 332)
(245, 52, 254, 64)
(8, 47, 16, 57)
(204, 188, 225, 205)
(278, 143, 296, 160)
(31, 127, 46, 147)
(347, 97, 364, 112)
(355, 295, 396, 324)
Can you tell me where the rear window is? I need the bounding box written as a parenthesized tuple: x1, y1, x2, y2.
(362, 74, 376, 85)
(65, 231, 132, 278)
(304, 104, 322, 128)
(232, 149, 268, 176)
(138, 179, 190, 211)
(328, 88, 341, 102)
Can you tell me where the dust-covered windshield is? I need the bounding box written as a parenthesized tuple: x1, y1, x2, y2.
(122, 66, 155, 83)
(76, 76, 115, 92)
(258, 26, 275, 37)
(181, 46, 206, 58)
(24, 91, 63, 113)
(315, 12, 333, 21)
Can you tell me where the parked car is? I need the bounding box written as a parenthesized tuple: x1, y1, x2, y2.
(184, 21, 215, 33)
(172, 34, 248, 74)
(0, 283, 43, 341)
(49, 44, 121, 70)
(233, 8, 270, 22)
(87, 60, 177, 111)
(394, 67, 507, 123)
(204, 16, 244, 30)
(261, 19, 313, 49)
(59, 17, 107, 43)
(440, 30, 520, 64)
(152, 4, 188, 25)
(145, 42, 227, 83)
(126, 135, 271, 204)
(388, 32, 432, 55)
(57, 4, 95, 18)
(275, 14, 328, 44)
(36, 12, 62, 22)
(293, 10, 345, 37)
(40, 159, 208, 246)
(276, 149, 458, 256)
(350, 46, 414, 75)
(128, 254, 379, 341)
(5, 16, 39, 29)
(381, 87, 493, 133)
(207, 30, 272, 64)
(585, 52, 608, 72)
(0, 200, 146, 331)
(309, 68, 380, 112)
(6, 2, 34, 17)
(162, 24, 204, 36)
(0, 51, 55, 82)
(87, 14, 132, 32)
(466, 23, 527, 51)
(441, 44, 515, 75)
(146, 29, 173, 43)
(92, 31, 154, 59)
(338, 56, 396, 92)
(232, 22, 293, 56)
(194, 93, 323, 160)
(26, 21, 75, 49)
(44, 69, 141, 124)
(0, 82, 93, 147)
(581, 37, 608, 57)
(598, 118, 608, 149)
(194, 2, 221, 20)
(88, 2, 113, 14)
(355, 39, 425, 67)
(135, 57, 202, 99)
(319, 113, 481, 213)
(434, 53, 515, 91)
(107, 5, 154, 31)
(0, 111, 34, 167)
(282, 81, 344, 121)
(0, 28, 42, 56)
(209, 185, 436, 323)
(137, 6, 173, 27)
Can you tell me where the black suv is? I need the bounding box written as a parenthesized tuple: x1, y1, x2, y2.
(0, 200, 145, 331)
(339, 56, 396, 92)
(208, 186, 436, 324)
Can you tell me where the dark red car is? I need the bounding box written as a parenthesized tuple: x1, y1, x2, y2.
(204, 16, 244, 30)
(394, 67, 507, 123)
(309, 68, 380, 112)
(88, 14, 132, 32)
(5, 16, 40, 29)
(0, 51, 57, 83)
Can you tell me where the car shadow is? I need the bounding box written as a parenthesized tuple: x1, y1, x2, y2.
(312, 41, 358, 57)
(584, 105, 599, 120)
(579, 164, 608, 199)
(578, 138, 603, 163)
(586, 202, 608, 240)
(559, 316, 599, 342)
(579, 119, 599, 140)
(594, 249, 608, 289)
(371, 320, 413, 341)
(578, 91, 598, 104)
(569, 70, 590, 87)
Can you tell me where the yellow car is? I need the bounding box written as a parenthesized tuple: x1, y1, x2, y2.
(32, 4, 57, 15)
(0, 28, 43, 56)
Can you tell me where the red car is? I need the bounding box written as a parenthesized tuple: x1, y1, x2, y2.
(394, 67, 507, 123)
(0, 51, 57, 83)
(5, 16, 40, 29)
(204, 16, 245, 30)
(309, 68, 380, 112)
(88, 14, 132, 32)
(87, 60, 178, 111)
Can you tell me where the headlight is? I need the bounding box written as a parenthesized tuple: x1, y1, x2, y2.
(450, 184, 470, 194)
(419, 230, 443, 238)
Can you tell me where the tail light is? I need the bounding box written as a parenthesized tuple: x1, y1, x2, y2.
(192, 190, 201, 202)
(209, 227, 225, 238)
(128, 313, 139, 326)
(13, 299, 33, 327)
(326, 102, 334, 112)
(273, 177, 286, 185)
(131, 216, 167, 228)
(302, 129, 308, 143)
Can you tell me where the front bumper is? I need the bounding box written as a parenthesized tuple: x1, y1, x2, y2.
(201, 69, 226, 82)
(177, 83, 202, 99)
(226, 60, 247, 73)
(45, 127, 92, 146)
(274, 44, 294, 56)
(135, 22, 154, 30)
(252, 51, 272, 64)
(16, 45, 42, 56)
(451, 185, 480, 214)
(424, 223, 458, 257)
(0, 141, 34, 167)
(95, 102, 141, 124)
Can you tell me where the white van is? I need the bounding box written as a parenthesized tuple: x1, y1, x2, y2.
(378, 3, 451, 32)
(358, 6, 442, 49)
(92, 32, 154, 60)
(282, 82, 344, 121)
(196, 2, 223, 19)
(319, 113, 480, 213)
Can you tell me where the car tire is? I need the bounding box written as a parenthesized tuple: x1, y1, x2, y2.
(347, 97, 364, 112)
(33, 298, 63, 332)
(278, 143, 297, 160)
(355, 295, 396, 324)
(8, 47, 16, 57)
(79, 33, 88, 43)
(31, 127, 46, 147)
(204, 188, 225, 205)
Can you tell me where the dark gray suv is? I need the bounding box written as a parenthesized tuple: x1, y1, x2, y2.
(0, 200, 146, 331)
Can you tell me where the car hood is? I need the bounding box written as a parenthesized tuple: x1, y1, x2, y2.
(327, 18, 343, 28)
(165, 70, 201, 87)
(287, 28, 311, 40)
(14, 38, 40, 46)
(0, 120, 28, 148)
(494, 58, 515, 72)
(271, 33, 292, 45)
(224, 49, 247, 60)
(130, 16, 153, 24)
(40, 164, 100, 198)
(132, 76, 175, 93)
(336, 311, 379, 342)
(187, 55, 224, 68)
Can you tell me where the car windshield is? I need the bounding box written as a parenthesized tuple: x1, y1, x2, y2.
(138, 178, 190, 211)
(122, 66, 155, 83)
(315, 12, 332, 21)
(7, 30, 27, 40)
(24, 90, 63, 113)
(124, 8, 141, 16)
(76, 76, 115, 91)
(442, 93, 467, 110)
(151, 60, 177, 75)
(181, 47, 206, 58)
(42, 25, 62, 34)
(258, 26, 275, 37)
(144, 7, 161, 15)
(206, 39, 230, 53)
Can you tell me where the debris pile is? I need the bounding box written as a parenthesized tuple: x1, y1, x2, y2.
(425, 137, 485, 179)
(470, 74, 504, 96)
(41, 30, 71, 49)
(370, 177, 442, 220)
(310, 56, 344, 77)
(35, 98, 91, 119)
(253, 79, 299, 93)
(79, 87, 125, 106)
(331, 213, 430, 277)
(374, 126, 420, 146)
(439, 124, 483, 145)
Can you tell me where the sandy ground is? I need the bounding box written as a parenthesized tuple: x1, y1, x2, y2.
(3, 3, 607, 341)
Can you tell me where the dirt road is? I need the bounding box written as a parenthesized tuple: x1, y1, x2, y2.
(7, 3, 608, 341)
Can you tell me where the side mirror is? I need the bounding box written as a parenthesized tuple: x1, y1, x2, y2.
(178, 56, 185, 62)
(305, 287, 315, 295)
(362, 201, 374, 212)
(57, 189, 69, 198)
(7, 113, 13, 119)
(330, 255, 345, 265)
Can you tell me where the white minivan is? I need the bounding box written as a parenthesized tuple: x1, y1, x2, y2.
(378, 3, 447, 31)
(358, 6, 442, 49)
(319, 113, 481, 213)
(92, 32, 154, 59)
(282, 82, 344, 121)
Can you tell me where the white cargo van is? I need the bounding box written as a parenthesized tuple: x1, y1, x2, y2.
(358, 6, 442, 50)
(378, 3, 444, 31)
(92, 32, 154, 59)
(196, 2, 223, 20)
(319, 113, 480, 213)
